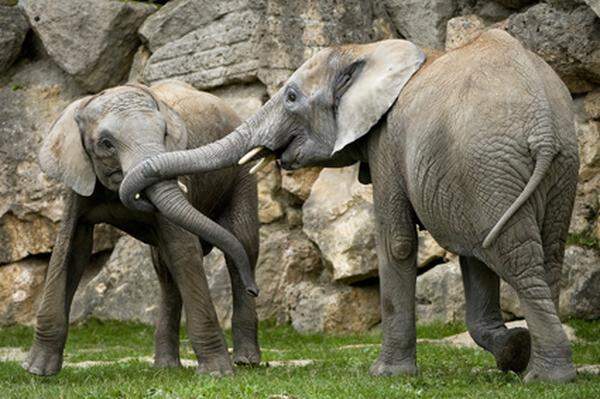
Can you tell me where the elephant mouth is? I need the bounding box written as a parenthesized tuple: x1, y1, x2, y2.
(238, 136, 296, 174)
(106, 169, 123, 184)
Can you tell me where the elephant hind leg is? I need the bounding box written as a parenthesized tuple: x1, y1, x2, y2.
(150, 247, 183, 368)
(541, 175, 577, 312)
(460, 256, 530, 373)
(479, 221, 575, 383)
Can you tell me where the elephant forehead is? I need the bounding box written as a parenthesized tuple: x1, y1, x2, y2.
(290, 48, 336, 95)
(84, 89, 156, 116)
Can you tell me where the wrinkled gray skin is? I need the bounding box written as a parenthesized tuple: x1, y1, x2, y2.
(25, 81, 260, 377)
(121, 30, 579, 383)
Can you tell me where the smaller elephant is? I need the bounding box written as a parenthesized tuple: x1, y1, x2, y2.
(24, 80, 260, 377)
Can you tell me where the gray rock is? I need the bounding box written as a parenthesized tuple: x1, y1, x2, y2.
(384, 0, 458, 49)
(507, 3, 600, 93)
(569, 99, 599, 239)
(204, 224, 323, 328)
(139, 0, 249, 52)
(0, 257, 46, 326)
(19, 0, 156, 92)
(0, 54, 116, 265)
(445, 15, 486, 50)
(303, 165, 378, 284)
(416, 261, 465, 324)
(285, 280, 380, 333)
(495, 0, 537, 9)
(127, 45, 151, 84)
(0, 5, 28, 73)
(560, 245, 600, 319)
(583, 0, 600, 17)
(143, 2, 263, 90)
(71, 236, 159, 324)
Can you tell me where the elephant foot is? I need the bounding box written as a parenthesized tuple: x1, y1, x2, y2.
(369, 356, 418, 377)
(22, 342, 63, 376)
(154, 353, 181, 368)
(523, 361, 576, 383)
(197, 355, 234, 377)
(233, 343, 261, 366)
(493, 327, 531, 373)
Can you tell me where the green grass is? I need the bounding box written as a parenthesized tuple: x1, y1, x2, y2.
(0, 320, 598, 398)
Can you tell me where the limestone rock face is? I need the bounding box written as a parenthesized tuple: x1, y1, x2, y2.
(285, 280, 380, 333)
(507, 3, 600, 93)
(570, 99, 600, 241)
(204, 224, 323, 329)
(19, 0, 156, 92)
(445, 15, 486, 50)
(560, 246, 600, 319)
(0, 258, 46, 326)
(143, 1, 263, 90)
(71, 236, 159, 324)
(384, 0, 458, 49)
(281, 168, 322, 204)
(0, 5, 29, 73)
(139, 0, 249, 52)
(303, 165, 378, 284)
(416, 261, 465, 324)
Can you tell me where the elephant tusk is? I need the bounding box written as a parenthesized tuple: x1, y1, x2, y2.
(249, 155, 276, 174)
(239, 146, 266, 165)
(177, 179, 189, 194)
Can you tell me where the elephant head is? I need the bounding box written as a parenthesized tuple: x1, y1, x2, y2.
(39, 83, 258, 296)
(119, 40, 425, 207)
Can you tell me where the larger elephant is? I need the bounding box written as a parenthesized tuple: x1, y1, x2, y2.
(25, 80, 260, 377)
(120, 30, 579, 383)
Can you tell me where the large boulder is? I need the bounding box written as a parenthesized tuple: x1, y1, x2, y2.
(19, 0, 156, 92)
(0, 258, 46, 326)
(384, 0, 458, 49)
(569, 99, 600, 241)
(143, 1, 263, 90)
(0, 54, 118, 265)
(285, 280, 380, 333)
(71, 236, 159, 324)
(303, 165, 377, 284)
(204, 224, 323, 328)
(139, 0, 249, 52)
(445, 14, 486, 50)
(0, 5, 29, 73)
(416, 261, 465, 324)
(507, 2, 600, 93)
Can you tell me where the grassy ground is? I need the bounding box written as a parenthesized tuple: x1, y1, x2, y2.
(0, 320, 598, 398)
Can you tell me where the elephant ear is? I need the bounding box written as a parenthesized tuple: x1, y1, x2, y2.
(39, 97, 97, 196)
(333, 40, 425, 154)
(160, 102, 188, 151)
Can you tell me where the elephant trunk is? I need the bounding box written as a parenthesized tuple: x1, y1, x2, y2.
(145, 179, 259, 297)
(118, 93, 283, 211)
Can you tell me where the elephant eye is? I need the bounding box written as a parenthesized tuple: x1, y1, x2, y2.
(99, 137, 114, 150)
(287, 92, 297, 103)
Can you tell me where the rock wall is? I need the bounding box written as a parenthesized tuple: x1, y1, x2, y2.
(0, 0, 598, 333)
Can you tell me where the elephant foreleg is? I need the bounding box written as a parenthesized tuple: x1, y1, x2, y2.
(150, 247, 183, 368)
(23, 191, 93, 376)
(369, 184, 419, 376)
(155, 217, 233, 376)
(217, 173, 260, 366)
(460, 256, 530, 373)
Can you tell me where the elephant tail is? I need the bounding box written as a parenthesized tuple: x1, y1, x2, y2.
(482, 147, 556, 249)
